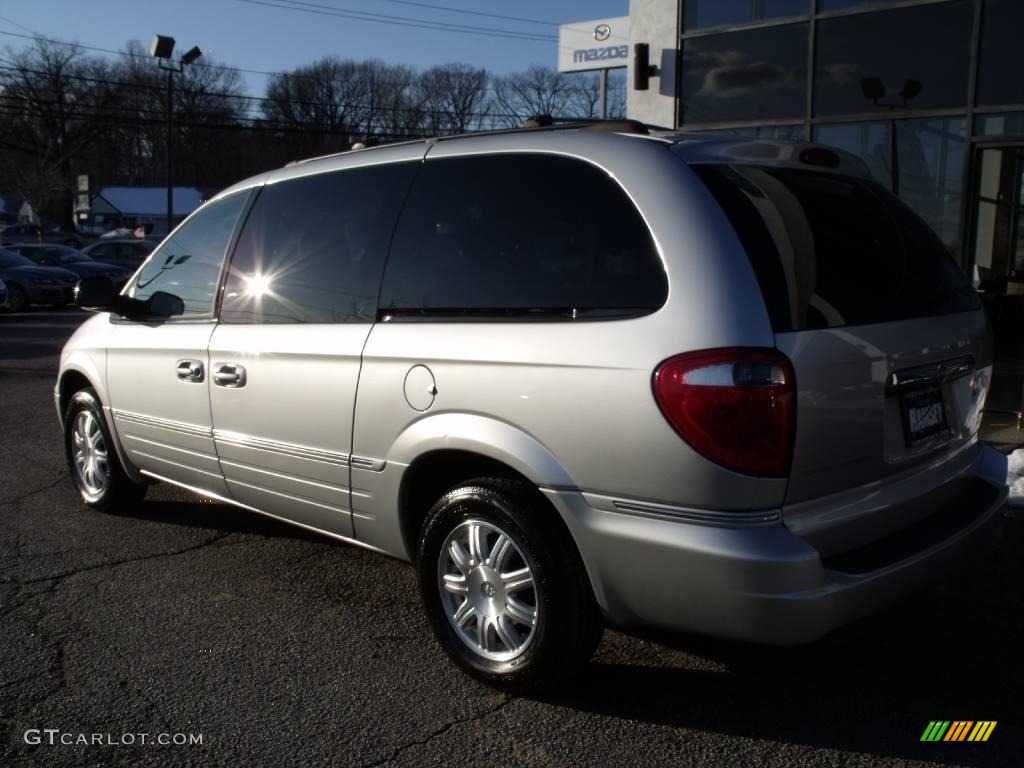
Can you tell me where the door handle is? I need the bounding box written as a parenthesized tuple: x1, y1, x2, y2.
(213, 363, 247, 388)
(176, 359, 204, 383)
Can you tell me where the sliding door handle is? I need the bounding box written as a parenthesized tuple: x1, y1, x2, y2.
(176, 359, 204, 383)
(212, 363, 246, 388)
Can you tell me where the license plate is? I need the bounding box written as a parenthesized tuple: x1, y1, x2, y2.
(900, 385, 946, 447)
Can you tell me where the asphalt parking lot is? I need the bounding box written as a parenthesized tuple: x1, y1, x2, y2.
(1, 308, 1022, 767)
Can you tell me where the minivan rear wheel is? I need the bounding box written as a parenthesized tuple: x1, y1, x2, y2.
(417, 479, 602, 691)
(64, 388, 147, 512)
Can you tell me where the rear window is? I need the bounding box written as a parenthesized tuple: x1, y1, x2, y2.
(692, 164, 979, 331)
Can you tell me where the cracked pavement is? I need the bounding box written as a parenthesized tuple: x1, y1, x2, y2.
(2, 308, 1023, 767)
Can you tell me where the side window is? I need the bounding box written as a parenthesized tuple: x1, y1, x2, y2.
(220, 162, 418, 324)
(378, 154, 666, 316)
(130, 192, 248, 316)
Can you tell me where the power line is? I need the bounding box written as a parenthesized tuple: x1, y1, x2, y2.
(0, 27, 598, 92)
(232, 0, 557, 42)
(364, 0, 559, 27)
(0, 65, 565, 123)
(0, 28, 414, 86)
(0, 60, 625, 131)
(0, 32, 624, 103)
(0, 102, 445, 137)
(0, 84, 544, 129)
(0, 13, 41, 36)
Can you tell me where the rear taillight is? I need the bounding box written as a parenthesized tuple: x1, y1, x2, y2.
(653, 348, 795, 477)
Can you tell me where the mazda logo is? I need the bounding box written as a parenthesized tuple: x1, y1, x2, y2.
(593, 24, 611, 42)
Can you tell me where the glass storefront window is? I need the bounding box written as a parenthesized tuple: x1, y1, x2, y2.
(896, 117, 967, 253)
(685, 0, 809, 30)
(813, 1, 971, 116)
(818, 0, 912, 12)
(681, 24, 808, 124)
(977, 0, 1024, 107)
(975, 113, 1024, 138)
(724, 125, 807, 139)
(814, 122, 892, 187)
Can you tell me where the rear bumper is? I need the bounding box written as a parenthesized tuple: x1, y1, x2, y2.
(543, 442, 1007, 644)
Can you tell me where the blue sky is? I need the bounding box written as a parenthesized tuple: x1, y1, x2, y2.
(0, 0, 627, 93)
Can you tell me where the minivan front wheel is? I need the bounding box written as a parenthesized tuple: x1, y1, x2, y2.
(64, 388, 146, 511)
(418, 479, 602, 690)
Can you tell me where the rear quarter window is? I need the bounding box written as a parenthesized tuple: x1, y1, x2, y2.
(692, 164, 979, 331)
(379, 153, 667, 319)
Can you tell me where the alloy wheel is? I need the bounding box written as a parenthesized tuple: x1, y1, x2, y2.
(72, 410, 109, 497)
(437, 519, 540, 662)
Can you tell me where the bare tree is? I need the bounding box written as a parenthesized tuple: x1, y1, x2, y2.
(351, 60, 420, 141)
(0, 39, 120, 225)
(262, 57, 370, 154)
(414, 63, 489, 135)
(489, 65, 575, 128)
(565, 73, 602, 119)
(173, 55, 248, 186)
(106, 40, 165, 185)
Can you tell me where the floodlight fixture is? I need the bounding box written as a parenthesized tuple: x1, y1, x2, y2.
(150, 34, 175, 60)
(181, 46, 203, 65)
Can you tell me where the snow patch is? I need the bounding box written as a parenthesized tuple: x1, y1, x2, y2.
(1008, 449, 1024, 508)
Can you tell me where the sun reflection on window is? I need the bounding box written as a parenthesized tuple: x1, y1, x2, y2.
(244, 272, 273, 297)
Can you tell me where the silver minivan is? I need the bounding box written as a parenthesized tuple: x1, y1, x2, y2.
(59, 124, 1007, 689)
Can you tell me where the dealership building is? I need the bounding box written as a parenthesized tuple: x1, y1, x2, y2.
(610, 0, 1023, 293)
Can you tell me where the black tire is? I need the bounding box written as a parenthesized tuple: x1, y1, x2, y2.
(6, 283, 28, 312)
(418, 478, 603, 691)
(63, 388, 147, 512)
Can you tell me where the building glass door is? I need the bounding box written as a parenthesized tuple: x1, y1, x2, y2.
(972, 144, 1024, 441)
(973, 146, 1024, 289)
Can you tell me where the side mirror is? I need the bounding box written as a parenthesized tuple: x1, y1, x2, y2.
(76, 277, 183, 320)
(75, 276, 115, 309)
(148, 291, 185, 318)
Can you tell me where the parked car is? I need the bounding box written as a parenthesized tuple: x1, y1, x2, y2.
(0, 248, 78, 311)
(7, 244, 132, 289)
(0, 223, 92, 249)
(59, 125, 1007, 690)
(81, 238, 156, 272)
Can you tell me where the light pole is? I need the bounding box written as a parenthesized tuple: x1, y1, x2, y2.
(150, 35, 202, 235)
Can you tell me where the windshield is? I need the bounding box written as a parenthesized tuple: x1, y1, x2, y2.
(18, 246, 90, 264)
(0, 250, 36, 268)
(49, 246, 91, 263)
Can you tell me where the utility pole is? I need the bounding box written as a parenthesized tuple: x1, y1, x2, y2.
(166, 66, 174, 234)
(599, 69, 608, 119)
(151, 35, 203, 235)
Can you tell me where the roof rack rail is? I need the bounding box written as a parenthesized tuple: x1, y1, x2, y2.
(283, 118, 670, 167)
(431, 116, 664, 144)
(579, 119, 654, 134)
(518, 115, 653, 135)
